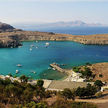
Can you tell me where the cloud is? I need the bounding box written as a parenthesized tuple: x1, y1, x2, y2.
(1, 0, 108, 2)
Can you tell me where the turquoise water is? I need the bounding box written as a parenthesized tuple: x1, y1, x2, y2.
(0, 41, 108, 79)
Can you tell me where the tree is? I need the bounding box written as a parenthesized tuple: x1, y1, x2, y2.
(86, 84, 97, 97)
(20, 75, 29, 83)
(94, 80, 103, 89)
(34, 86, 45, 100)
(76, 87, 86, 98)
(85, 62, 91, 66)
(61, 88, 76, 100)
(76, 84, 97, 98)
(81, 67, 92, 79)
(0, 78, 4, 85)
(37, 80, 44, 87)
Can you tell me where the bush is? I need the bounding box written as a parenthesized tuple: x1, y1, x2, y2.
(99, 74, 103, 78)
(95, 92, 102, 98)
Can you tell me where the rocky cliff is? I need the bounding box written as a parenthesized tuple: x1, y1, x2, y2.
(0, 34, 22, 48)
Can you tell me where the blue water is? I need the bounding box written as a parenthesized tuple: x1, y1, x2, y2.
(36, 27, 108, 35)
(0, 41, 108, 79)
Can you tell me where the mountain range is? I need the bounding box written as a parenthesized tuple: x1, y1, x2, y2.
(12, 20, 104, 30)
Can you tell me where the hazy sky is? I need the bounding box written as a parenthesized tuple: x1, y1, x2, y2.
(0, 0, 108, 24)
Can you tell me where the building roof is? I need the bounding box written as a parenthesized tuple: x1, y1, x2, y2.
(47, 80, 93, 91)
(47, 80, 93, 90)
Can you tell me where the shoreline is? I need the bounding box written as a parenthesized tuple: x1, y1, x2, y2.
(1, 31, 108, 48)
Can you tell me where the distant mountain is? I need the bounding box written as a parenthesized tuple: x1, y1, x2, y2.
(13, 21, 104, 29)
(40, 21, 102, 27)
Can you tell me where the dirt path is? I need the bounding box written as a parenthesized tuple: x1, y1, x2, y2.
(76, 98, 108, 103)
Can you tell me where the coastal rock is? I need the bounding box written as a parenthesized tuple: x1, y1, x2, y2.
(0, 34, 22, 48)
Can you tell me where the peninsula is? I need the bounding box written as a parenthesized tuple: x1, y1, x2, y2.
(0, 22, 108, 48)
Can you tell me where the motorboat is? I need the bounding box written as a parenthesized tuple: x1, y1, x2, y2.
(16, 64, 22, 67)
(30, 48, 32, 51)
(45, 42, 50, 46)
(16, 70, 19, 74)
(30, 44, 34, 47)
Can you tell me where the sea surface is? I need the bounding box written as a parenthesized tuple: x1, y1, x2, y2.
(1, 27, 108, 80)
(35, 26, 108, 35)
(0, 41, 108, 79)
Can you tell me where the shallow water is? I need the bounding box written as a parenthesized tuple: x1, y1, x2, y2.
(0, 41, 108, 79)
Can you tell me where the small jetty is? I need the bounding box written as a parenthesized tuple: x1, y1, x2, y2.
(50, 63, 67, 74)
(50, 63, 85, 82)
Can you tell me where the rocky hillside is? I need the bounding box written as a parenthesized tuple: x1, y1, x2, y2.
(89, 62, 108, 83)
(0, 31, 108, 48)
(0, 22, 108, 48)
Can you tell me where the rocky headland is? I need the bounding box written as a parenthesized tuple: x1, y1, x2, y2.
(0, 22, 108, 48)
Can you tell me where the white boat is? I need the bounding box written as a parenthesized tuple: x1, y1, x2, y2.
(45, 42, 50, 46)
(36, 46, 38, 49)
(31, 71, 36, 74)
(18, 46, 22, 48)
(31, 45, 34, 47)
(36, 41, 38, 43)
(30, 48, 32, 51)
(33, 72, 36, 74)
(48, 67, 51, 70)
(16, 70, 19, 74)
(16, 64, 22, 67)
(52, 68, 56, 70)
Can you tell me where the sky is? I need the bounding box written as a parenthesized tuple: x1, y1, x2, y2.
(0, 0, 108, 24)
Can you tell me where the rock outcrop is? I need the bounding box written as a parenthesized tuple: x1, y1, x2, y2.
(0, 22, 22, 33)
(0, 34, 22, 48)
